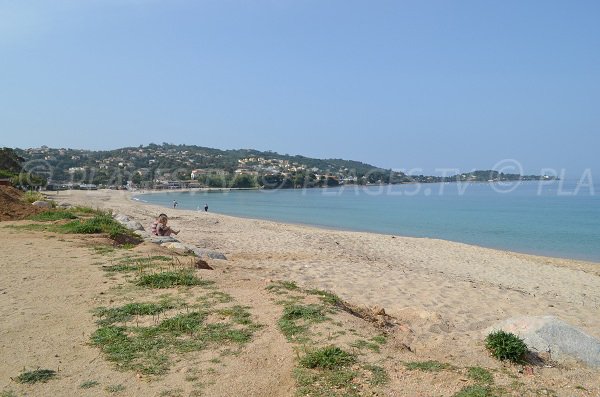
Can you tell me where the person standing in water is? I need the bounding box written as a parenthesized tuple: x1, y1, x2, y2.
(204, 203, 208, 212)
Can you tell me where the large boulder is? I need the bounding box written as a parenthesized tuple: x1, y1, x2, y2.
(488, 316, 600, 368)
(113, 213, 144, 231)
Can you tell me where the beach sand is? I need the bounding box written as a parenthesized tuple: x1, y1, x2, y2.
(2, 188, 600, 396)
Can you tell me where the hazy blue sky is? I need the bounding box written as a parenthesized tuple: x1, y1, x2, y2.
(1, 0, 599, 176)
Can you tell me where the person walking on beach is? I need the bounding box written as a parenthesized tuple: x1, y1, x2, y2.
(151, 213, 179, 236)
(204, 203, 208, 212)
(173, 200, 178, 209)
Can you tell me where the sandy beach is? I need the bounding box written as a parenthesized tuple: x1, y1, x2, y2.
(2, 188, 600, 396)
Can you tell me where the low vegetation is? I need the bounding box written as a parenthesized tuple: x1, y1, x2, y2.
(405, 360, 452, 372)
(300, 346, 356, 370)
(18, 206, 141, 246)
(135, 270, 214, 289)
(268, 280, 391, 396)
(14, 368, 57, 384)
(485, 330, 528, 363)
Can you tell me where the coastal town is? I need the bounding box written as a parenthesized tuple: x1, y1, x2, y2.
(6, 144, 555, 190)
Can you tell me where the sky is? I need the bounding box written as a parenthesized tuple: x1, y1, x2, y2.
(1, 0, 599, 177)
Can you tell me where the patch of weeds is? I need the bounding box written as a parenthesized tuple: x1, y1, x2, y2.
(468, 367, 494, 385)
(15, 368, 57, 384)
(93, 245, 115, 255)
(485, 331, 527, 363)
(364, 364, 389, 386)
(350, 339, 381, 353)
(266, 280, 298, 294)
(306, 288, 342, 306)
(22, 191, 45, 203)
(136, 270, 213, 288)
(79, 380, 100, 389)
(0, 390, 17, 397)
(105, 384, 126, 393)
(453, 385, 496, 397)
(300, 346, 356, 369)
(159, 388, 184, 397)
(278, 304, 327, 342)
(56, 212, 141, 246)
(27, 210, 77, 221)
(119, 255, 172, 265)
(295, 367, 359, 397)
(371, 334, 387, 345)
(94, 301, 175, 326)
(217, 305, 253, 325)
(159, 312, 206, 335)
(405, 360, 451, 372)
(92, 304, 260, 374)
(205, 291, 233, 303)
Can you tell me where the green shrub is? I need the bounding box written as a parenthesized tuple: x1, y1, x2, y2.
(22, 191, 45, 203)
(485, 330, 527, 363)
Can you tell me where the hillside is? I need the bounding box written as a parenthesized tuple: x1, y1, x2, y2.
(9, 144, 555, 189)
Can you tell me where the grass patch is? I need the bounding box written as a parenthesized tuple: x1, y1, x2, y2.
(105, 384, 126, 393)
(300, 346, 356, 370)
(217, 305, 254, 325)
(91, 302, 261, 375)
(453, 385, 496, 397)
(93, 245, 115, 255)
(79, 380, 100, 389)
(295, 367, 359, 397)
(266, 280, 299, 294)
(350, 339, 381, 353)
(364, 364, 389, 386)
(468, 367, 494, 385)
(15, 368, 57, 384)
(136, 270, 214, 289)
(405, 360, 451, 372)
(27, 210, 77, 221)
(485, 330, 527, 363)
(94, 301, 176, 326)
(306, 288, 342, 306)
(204, 291, 233, 303)
(278, 304, 327, 342)
(371, 334, 387, 345)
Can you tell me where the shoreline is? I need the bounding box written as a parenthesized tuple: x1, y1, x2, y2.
(132, 188, 600, 265)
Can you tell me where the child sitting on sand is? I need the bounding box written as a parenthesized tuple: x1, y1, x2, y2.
(151, 213, 180, 236)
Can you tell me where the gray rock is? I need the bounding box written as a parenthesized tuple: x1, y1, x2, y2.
(189, 247, 227, 260)
(113, 213, 130, 223)
(488, 316, 600, 368)
(112, 213, 144, 231)
(161, 242, 190, 253)
(123, 220, 144, 231)
(148, 235, 179, 244)
(32, 200, 51, 208)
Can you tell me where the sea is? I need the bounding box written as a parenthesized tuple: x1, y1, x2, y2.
(136, 180, 600, 263)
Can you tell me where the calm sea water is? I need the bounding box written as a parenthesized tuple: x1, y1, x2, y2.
(136, 180, 600, 262)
